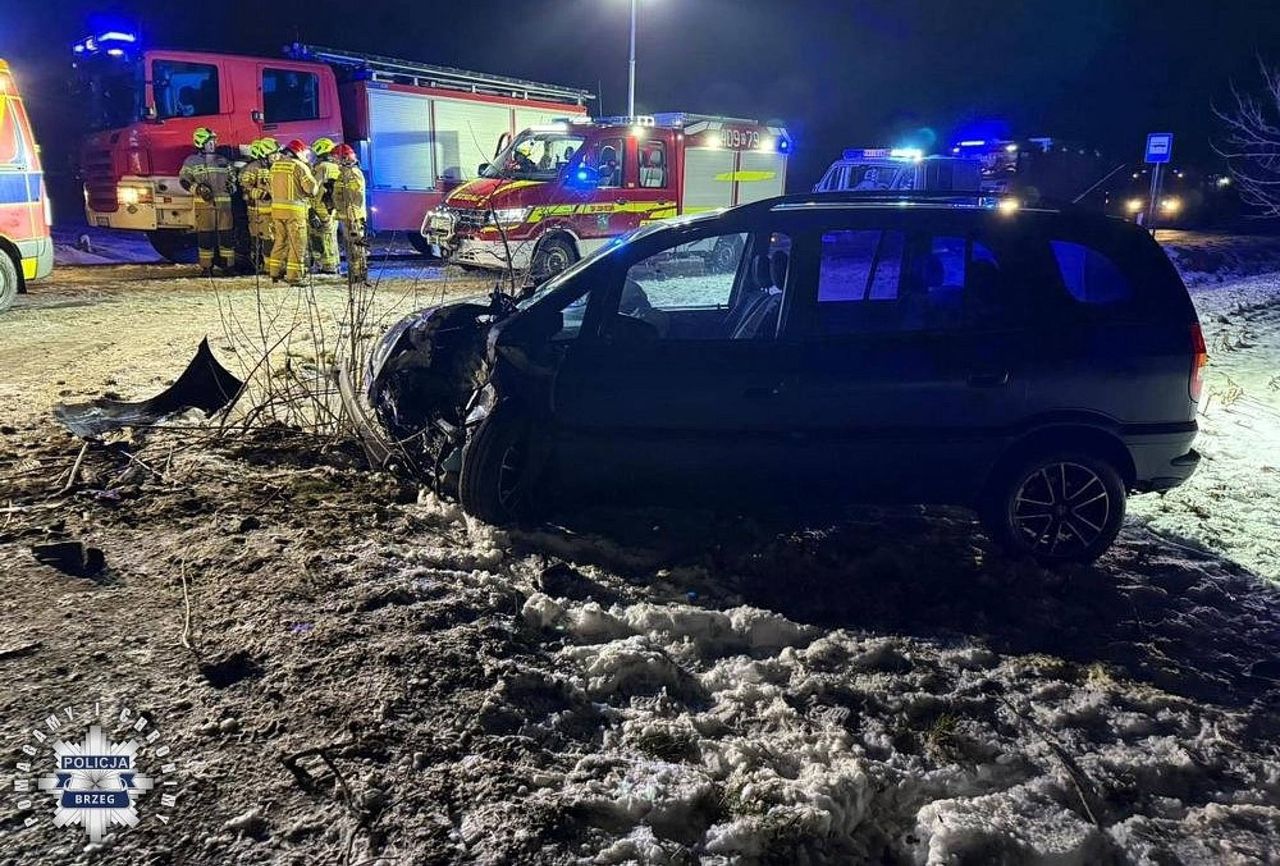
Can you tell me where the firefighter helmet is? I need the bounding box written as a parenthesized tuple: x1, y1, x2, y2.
(284, 139, 310, 157)
(193, 127, 216, 148)
(334, 143, 356, 163)
(311, 137, 336, 157)
(259, 137, 280, 156)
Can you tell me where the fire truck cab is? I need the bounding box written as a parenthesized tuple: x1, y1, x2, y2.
(815, 148, 982, 194)
(422, 113, 791, 279)
(0, 58, 52, 313)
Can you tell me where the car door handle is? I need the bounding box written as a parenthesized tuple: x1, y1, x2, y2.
(967, 370, 1010, 387)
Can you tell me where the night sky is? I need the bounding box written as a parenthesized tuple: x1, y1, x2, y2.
(3, 0, 1279, 212)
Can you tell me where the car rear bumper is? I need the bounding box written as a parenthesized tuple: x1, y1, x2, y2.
(1127, 426, 1200, 492)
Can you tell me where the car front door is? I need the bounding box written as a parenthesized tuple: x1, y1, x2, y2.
(548, 225, 805, 507)
(787, 213, 1031, 505)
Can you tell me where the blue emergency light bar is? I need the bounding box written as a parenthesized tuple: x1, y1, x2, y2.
(842, 147, 923, 161)
(72, 31, 139, 55)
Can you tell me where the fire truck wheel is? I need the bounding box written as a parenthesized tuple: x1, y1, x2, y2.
(709, 235, 743, 273)
(147, 230, 198, 264)
(531, 235, 578, 283)
(0, 252, 18, 313)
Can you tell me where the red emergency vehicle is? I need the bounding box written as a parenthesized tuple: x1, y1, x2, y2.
(0, 58, 52, 312)
(71, 33, 592, 260)
(422, 113, 792, 279)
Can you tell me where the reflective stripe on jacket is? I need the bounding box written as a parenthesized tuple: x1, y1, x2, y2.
(180, 153, 234, 203)
(270, 157, 318, 211)
(333, 165, 367, 220)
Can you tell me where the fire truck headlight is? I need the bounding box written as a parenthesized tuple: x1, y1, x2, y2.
(117, 184, 152, 206)
(1160, 196, 1182, 214)
(997, 198, 1020, 215)
(1125, 198, 1143, 214)
(490, 207, 531, 227)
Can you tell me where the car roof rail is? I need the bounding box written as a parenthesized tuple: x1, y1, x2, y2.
(726, 190, 1097, 217)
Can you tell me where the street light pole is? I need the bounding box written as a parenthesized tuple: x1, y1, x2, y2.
(628, 0, 637, 118)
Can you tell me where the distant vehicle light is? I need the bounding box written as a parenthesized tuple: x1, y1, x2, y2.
(706, 134, 722, 149)
(1216, 176, 1232, 187)
(889, 147, 923, 161)
(758, 137, 775, 153)
(98, 31, 138, 43)
(106, 48, 125, 57)
(957, 139, 986, 147)
(1125, 198, 1143, 213)
(1160, 196, 1182, 214)
(1004, 143, 1018, 153)
(630, 125, 647, 138)
(997, 198, 1020, 215)
(777, 139, 789, 152)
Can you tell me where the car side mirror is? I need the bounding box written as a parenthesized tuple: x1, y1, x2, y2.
(604, 312, 658, 345)
(567, 165, 601, 189)
(478, 162, 490, 175)
(143, 105, 158, 122)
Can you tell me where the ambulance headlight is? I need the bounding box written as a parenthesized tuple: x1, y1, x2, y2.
(490, 207, 531, 227)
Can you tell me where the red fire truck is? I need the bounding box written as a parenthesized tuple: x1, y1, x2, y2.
(422, 113, 792, 279)
(71, 32, 591, 261)
(1, 58, 52, 313)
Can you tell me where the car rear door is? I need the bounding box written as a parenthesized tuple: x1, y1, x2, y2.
(548, 222, 805, 506)
(785, 209, 1032, 505)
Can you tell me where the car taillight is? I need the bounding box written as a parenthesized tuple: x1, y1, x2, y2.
(1190, 322, 1208, 402)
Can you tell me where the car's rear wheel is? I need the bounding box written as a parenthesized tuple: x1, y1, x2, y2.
(458, 404, 538, 525)
(0, 252, 19, 313)
(981, 451, 1126, 564)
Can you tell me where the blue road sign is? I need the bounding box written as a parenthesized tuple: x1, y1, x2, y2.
(1145, 132, 1173, 164)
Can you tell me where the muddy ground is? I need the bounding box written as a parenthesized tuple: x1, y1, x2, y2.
(1, 250, 1279, 865)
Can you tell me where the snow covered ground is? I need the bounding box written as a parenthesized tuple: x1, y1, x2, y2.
(2, 227, 1279, 865)
(1130, 272, 1280, 580)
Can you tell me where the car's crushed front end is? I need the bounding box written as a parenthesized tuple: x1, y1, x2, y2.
(340, 295, 514, 485)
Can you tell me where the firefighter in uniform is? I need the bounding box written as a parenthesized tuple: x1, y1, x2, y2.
(268, 139, 318, 285)
(237, 140, 265, 269)
(332, 143, 369, 284)
(251, 138, 280, 272)
(309, 137, 341, 275)
(179, 127, 235, 274)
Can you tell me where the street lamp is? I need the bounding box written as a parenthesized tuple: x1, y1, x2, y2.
(627, 0, 638, 118)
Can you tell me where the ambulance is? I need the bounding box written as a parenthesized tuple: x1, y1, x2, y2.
(0, 58, 52, 313)
(422, 113, 792, 280)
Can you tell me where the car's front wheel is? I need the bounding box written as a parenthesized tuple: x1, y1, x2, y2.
(458, 405, 538, 525)
(981, 451, 1126, 564)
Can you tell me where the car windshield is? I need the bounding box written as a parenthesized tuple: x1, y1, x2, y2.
(76, 56, 143, 131)
(483, 130, 586, 181)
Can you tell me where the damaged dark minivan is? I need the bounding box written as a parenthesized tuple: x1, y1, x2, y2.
(350, 193, 1204, 563)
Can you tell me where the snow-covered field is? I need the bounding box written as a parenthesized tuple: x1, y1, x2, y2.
(1, 228, 1279, 865)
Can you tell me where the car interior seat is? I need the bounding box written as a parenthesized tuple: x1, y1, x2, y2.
(731, 249, 788, 340)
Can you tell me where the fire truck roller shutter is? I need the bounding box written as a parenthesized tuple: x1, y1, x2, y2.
(434, 100, 512, 183)
(367, 90, 435, 192)
(682, 148, 736, 213)
(735, 151, 786, 203)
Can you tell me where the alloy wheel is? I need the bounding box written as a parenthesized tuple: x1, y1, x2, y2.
(1010, 461, 1112, 557)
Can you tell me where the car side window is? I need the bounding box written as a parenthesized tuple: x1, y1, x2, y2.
(814, 231, 1006, 335)
(1050, 240, 1133, 305)
(153, 60, 219, 120)
(618, 231, 789, 340)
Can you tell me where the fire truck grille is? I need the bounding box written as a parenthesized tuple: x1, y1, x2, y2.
(83, 148, 120, 213)
(450, 208, 488, 231)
